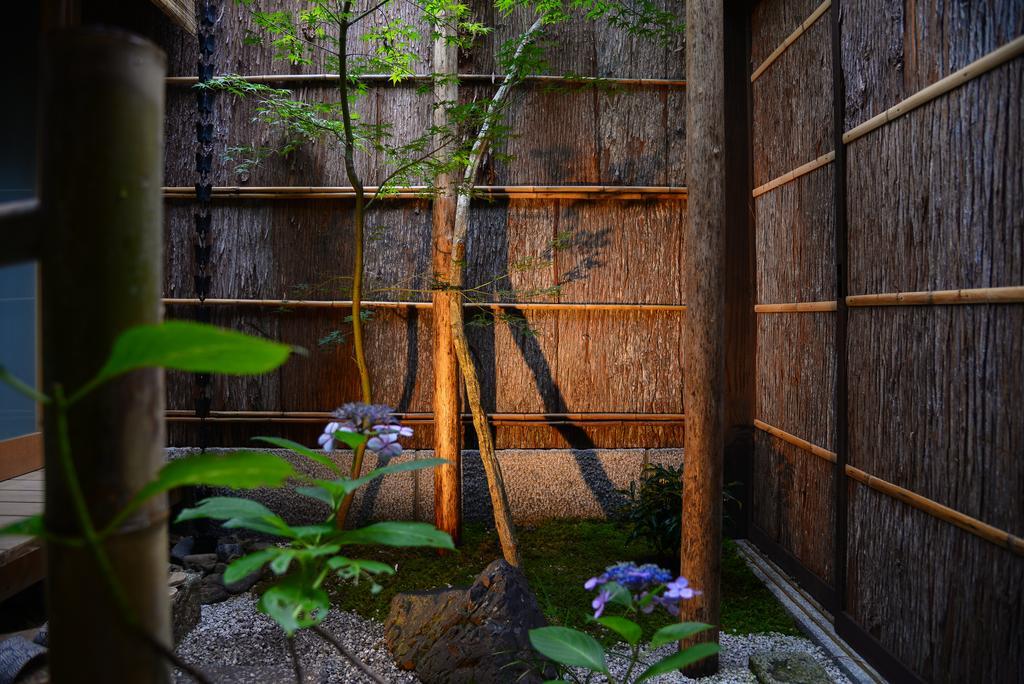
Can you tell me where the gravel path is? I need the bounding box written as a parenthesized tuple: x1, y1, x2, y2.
(175, 595, 849, 683)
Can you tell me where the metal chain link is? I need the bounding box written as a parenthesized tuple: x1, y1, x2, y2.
(194, 0, 219, 451)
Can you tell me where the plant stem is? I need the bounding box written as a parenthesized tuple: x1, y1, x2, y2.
(336, 2, 374, 529)
(288, 636, 304, 683)
(313, 626, 388, 684)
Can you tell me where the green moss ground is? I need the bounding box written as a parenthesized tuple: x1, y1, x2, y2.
(327, 520, 799, 639)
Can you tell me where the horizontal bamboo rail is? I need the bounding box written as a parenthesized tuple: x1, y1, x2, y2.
(750, 0, 832, 83)
(753, 419, 836, 463)
(165, 410, 686, 426)
(165, 73, 688, 88)
(844, 34, 1024, 144)
(163, 298, 688, 312)
(755, 301, 837, 313)
(846, 286, 1024, 307)
(752, 151, 834, 197)
(754, 419, 1024, 557)
(163, 185, 689, 201)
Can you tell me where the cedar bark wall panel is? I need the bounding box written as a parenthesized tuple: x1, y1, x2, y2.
(847, 486, 1023, 683)
(750, 0, 837, 592)
(751, 7, 832, 187)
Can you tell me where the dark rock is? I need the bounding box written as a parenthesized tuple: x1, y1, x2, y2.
(224, 569, 261, 595)
(32, 623, 47, 647)
(385, 559, 550, 683)
(749, 652, 831, 684)
(216, 542, 244, 561)
(213, 563, 228, 575)
(198, 574, 230, 604)
(183, 553, 218, 573)
(172, 576, 202, 643)
(170, 537, 194, 564)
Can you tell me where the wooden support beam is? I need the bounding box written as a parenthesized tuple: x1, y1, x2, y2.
(39, 28, 169, 681)
(431, 26, 461, 546)
(680, 0, 725, 673)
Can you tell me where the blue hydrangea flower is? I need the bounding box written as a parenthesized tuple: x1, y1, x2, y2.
(318, 404, 413, 460)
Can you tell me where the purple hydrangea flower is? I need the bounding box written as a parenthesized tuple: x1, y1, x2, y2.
(664, 576, 700, 600)
(591, 589, 612, 618)
(318, 404, 413, 460)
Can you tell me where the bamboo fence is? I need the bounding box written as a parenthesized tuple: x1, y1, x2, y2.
(754, 420, 1024, 557)
(163, 185, 689, 201)
(165, 73, 688, 88)
(749, 0, 832, 83)
(163, 297, 687, 312)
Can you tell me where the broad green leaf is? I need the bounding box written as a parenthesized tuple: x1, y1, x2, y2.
(0, 515, 43, 537)
(649, 622, 714, 650)
(341, 457, 448, 494)
(80, 322, 295, 400)
(528, 627, 608, 674)
(270, 550, 296, 575)
(295, 485, 335, 507)
(254, 436, 339, 473)
(338, 521, 454, 549)
(327, 556, 395, 579)
(635, 642, 719, 682)
(291, 524, 335, 540)
(130, 451, 296, 505)
(604, 581, 633, 609)
(259, 579, 329, 635)
(177, 497, 295, 538)
(333, 430, 367, 450)
(595, 616, 642, 645)
(224, 549, 277, 584)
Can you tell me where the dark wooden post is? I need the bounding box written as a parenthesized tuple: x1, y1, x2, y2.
(431, 29, 462, 544)
(680, 0, 725, 674)
(40, 28, 170, 681)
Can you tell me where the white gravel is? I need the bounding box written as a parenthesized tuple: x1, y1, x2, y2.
(175, 595, 848, 683)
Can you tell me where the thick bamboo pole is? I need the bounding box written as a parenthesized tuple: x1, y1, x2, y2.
(162, 297, 687, 311)
(680, 0, 724, 672)
(162, 184, 689, 200)
(754, 301, 837, 313)
(846, 286, 1024, 307)
(40, 28, 169, 682)
(165, 73, 687, 87)
(431, 24, 462, 545)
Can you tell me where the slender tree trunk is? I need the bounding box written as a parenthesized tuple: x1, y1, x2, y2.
(444, 15, 545, 566)
(679, 0, 725, 674)
(431, 24, 462, 544)
(40, 28, 170, 682)
(336, 6, 373, 528)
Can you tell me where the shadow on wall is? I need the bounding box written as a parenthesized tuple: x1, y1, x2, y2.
(466, 202, 624, 517)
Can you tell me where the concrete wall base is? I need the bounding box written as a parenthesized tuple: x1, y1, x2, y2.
(166, 447, 684, 525)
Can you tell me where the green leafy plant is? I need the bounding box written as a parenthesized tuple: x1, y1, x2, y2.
(528, 562, 718, 682)
(617, 463, 684, 561)
(0, 321, 451, 683)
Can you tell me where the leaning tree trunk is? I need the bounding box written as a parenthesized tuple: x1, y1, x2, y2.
(445, 15, 546, 567)
(40, 28, 171, 682)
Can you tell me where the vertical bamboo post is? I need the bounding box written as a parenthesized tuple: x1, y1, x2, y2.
(40, 28, 169, 682)
(680, 0, 725, 674)
(431, 26, 462, 544)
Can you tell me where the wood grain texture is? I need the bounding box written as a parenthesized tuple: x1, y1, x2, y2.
(749, 0, 823, 67)
(847, 306, 1024, 535)
(755, 165, 835, 303)
(840, 0, 1024, 131)
(751, 9, 833, 187)
(847, 485, 1024, 683)
(846, 62, 1023, 295)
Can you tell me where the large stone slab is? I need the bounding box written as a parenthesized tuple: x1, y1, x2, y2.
(749, 651, 832, 684)
(384, 559, 551, 683)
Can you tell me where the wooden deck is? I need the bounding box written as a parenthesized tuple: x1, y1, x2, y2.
(0, 469, 44, 602)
